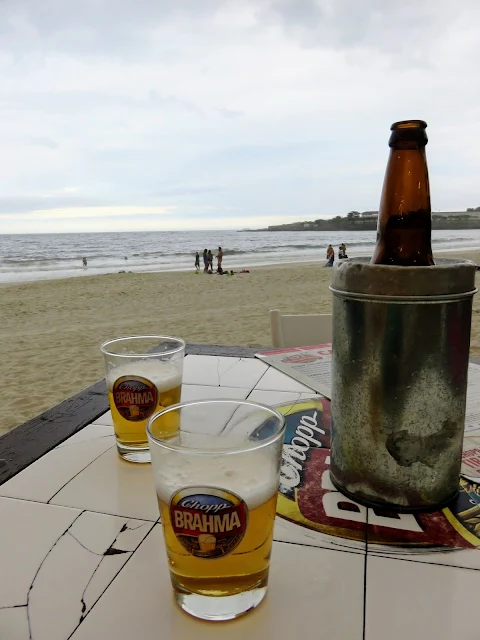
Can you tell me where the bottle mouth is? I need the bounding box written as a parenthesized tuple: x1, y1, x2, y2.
(389, 120, 428, 148)
(391, 120, 427, 131)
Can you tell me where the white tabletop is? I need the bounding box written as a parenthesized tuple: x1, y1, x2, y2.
(1, 354, 479, 640)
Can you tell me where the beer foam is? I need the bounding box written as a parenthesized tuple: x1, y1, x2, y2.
(153, 446, 279, 511)
(106, 359, 182, 392)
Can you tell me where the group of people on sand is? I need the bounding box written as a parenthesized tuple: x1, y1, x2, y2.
(195, 247, 224, 274)
(194, 248, 250, 276)
(325, 243, 348, 267)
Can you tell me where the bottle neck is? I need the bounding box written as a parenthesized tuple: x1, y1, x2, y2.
(371, 146, 433, 266)
(380, 147, 430, 216)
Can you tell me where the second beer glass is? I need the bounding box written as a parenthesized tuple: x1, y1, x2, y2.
(147, 399, 286, 621)
(101, 336, 185, 463)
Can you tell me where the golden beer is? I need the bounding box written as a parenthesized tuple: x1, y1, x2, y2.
(158, 492, 278, 597)
(147, 398, 285, 620)
(107, 360, 182, 450)
(151, 437, 282, 617)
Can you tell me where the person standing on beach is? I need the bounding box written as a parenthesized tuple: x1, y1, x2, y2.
(195, 252, 200, 270)
(82, 257, 87, 268)
(217, 247, 223, 273)
(325, 245, 334, 267)
(203, 249, 208, 272)
(207, 249, 213, 273)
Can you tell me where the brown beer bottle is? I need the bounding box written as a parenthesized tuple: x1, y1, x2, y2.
(371, 120, 434, 266)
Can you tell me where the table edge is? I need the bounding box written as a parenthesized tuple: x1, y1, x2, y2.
(2, 348, 479, 487)
(0, 344, 263, 485)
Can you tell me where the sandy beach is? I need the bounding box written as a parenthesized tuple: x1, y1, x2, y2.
(2, 251, 480, 435)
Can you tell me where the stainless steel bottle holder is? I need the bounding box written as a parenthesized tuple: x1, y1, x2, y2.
(329, 258, 477, 512)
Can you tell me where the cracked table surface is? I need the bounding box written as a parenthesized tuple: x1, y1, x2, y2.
(1, 351, 480, 640)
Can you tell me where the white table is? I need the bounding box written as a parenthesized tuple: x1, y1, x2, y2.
(1, 351, 479, 640)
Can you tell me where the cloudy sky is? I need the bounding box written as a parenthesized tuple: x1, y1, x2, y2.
(1, 0, 479, 234)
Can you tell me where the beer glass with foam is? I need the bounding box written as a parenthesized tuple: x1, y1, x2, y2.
(101, 336, 185, 463)
(147, 399, 286, 621)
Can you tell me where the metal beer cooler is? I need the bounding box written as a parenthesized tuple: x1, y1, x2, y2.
(329, 257, 477, 512)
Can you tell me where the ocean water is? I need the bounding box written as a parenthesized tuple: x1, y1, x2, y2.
(0, 229, 479, 284)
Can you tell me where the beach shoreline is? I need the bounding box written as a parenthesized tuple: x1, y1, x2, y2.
(2, 251, 480, 436)
(1, 245, 478, 288)
(2, 227, 480, 285)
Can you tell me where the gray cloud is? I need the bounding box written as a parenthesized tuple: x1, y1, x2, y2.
(0, 183, 226, 216)
(25, 136, 59, 149)
(0, 89, 205, 118)
(147, 90, 205, 116)
(216, 107, 245, 119)
(2, 0, 477, 62)
(0, 0, 225, 58)
(259, 0, 478, 59)
(0, 195, 109, 214)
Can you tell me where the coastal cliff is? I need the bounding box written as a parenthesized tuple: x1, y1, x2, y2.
(251, 211, 480, 232)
